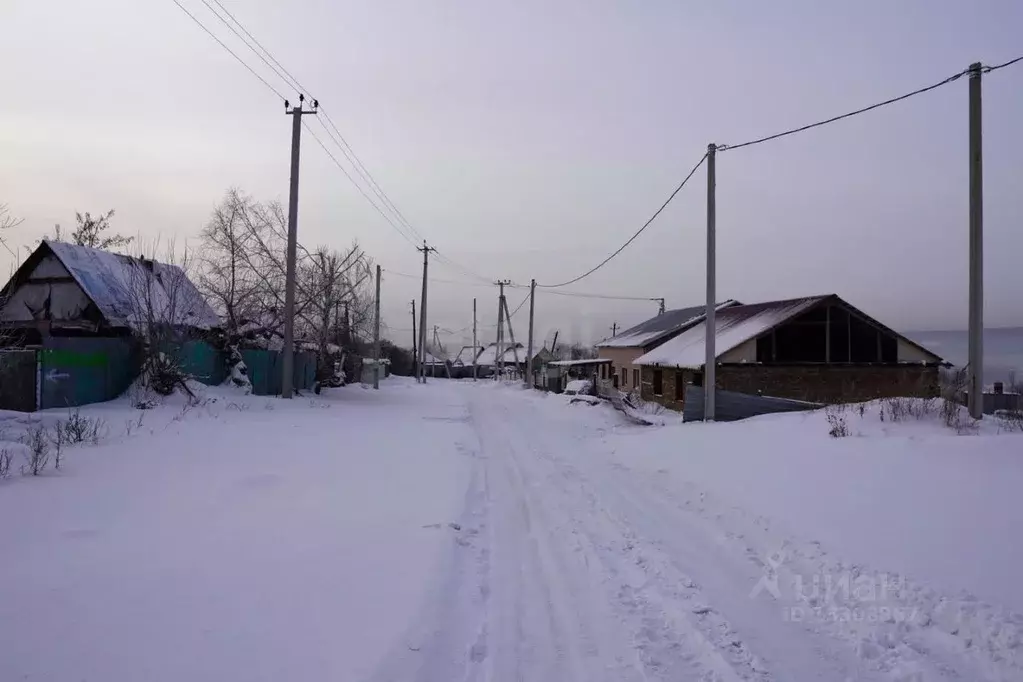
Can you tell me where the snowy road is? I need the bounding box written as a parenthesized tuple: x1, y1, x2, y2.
(2, 379, 1020, 681)
(374, 383, 1022, 682)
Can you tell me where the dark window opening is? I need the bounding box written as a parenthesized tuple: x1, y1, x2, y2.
(756, 334, 774, 362)
(633, 368, 639, 388)
(652, 369, 663, 395)
(850, 314, 879, 362)
(881, 334, 897, 363)
(675, 371, 685, 400)
(621, 367, 628, 387)
(829, 306, 850, 362)
(692, 371, 704, 387)
(774, 319, 826, 362)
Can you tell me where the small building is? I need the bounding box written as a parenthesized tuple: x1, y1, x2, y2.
(545, 358, 613, 393)
(360, 357, 391, 383)
(633, 294, 944, 412)
(596, 301, 739, 392)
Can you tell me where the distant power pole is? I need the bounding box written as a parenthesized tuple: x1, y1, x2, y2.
(525, 279, 536, 388)
(611, 322, 618, 337)
(494, 280, 510, 379)
(704, 142, 717, 421)
(281, 95, 317, 399)
(410, 299, 417, 379)
(417, 242, 435, 383)
(655, 298, 666, 315)
(472, 297, 478, 381)
(968, 62, 984, 420)
(372, 264, 381, 389)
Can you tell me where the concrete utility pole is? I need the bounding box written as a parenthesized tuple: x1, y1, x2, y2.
(503, 292, 520, 370)
(704, 142, 717, 421)
(656, 298, 666, 315)
(281, 95, 317, 399)
(611, 322, 618, 337)
(472, 297, 478, 381)
(417, 242, 435, 383)
(968, 62, 984, 420)
(410, 299, 417, 379)
(525, 279, 536, 388)
(372, 264, 381, 389)
(495, 280, 510, 379)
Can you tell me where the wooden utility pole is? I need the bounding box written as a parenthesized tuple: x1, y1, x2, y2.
(372, 264, 381, 389)
(410, 299, 417, 379)
(281, 95, 317, 399)
(704, 142, 717, 421)
(611, 322, 618, 337)
(472, 297, 478, 381)
(503, 294, 520, 371)
(525, 279, 536, 388)
(968, 62, 984, 419)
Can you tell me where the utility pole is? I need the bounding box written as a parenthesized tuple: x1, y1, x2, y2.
(281, 94, 317, 399)
(655, 298, 666, 315)
(495, 280, 510, 379)
(968, 62, 984, 420)
(525, 279, 536, 388)
(410, 300, 417, 379)
(417, 242, 435, 383)
(503, 293, 520, 369)
(704, 142, 717, 421)
(611, 322, 618, 337)
(372, 264, 381, 389)
(472, 297, 478, 381)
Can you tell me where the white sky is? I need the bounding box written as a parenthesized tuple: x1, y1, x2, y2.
(2, 0, 1021, 351)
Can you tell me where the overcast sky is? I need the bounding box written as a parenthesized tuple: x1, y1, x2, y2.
(1, 0, 1021, 350)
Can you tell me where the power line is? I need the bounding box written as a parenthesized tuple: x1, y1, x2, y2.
(303, 122, 421, 248)
(507, 291, 530, 318)
(983, 55, 1023, 73)
(206, 0, 306, 92)
(383, 268, 497, 288)
(717, 67, 971, 153)
(535, 289, 660, 302)
(169, 0, 286, 100)
(537, 153, 708, 289)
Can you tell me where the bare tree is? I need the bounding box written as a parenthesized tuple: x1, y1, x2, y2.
(124, 240, 206, 397)
(55, 209, 133, 251)
(295, 243, 373, 362)
(197, 190, 263, 341)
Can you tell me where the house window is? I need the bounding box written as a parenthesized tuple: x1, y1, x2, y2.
(675, 371, 685, 400)
(621, 367, 628, 387)
(632, 368, 639, 388)
(652, 369, 663, 395)
(692, 371, 704, 387)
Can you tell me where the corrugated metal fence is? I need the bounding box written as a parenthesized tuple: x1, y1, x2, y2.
(683, 385, 821, 422)
(39, 337, 138, 410)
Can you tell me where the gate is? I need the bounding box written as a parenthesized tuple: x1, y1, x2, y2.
(0, 350, 39, 412)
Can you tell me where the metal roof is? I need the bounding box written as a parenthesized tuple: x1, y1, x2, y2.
(596, 300, 739, 349)
(548, 358, 612, 367)
(635, 296, 828, 367)
(44, 241, 220, 330)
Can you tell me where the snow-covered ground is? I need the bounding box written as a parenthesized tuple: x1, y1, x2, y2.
(2, 378, 1021, 681)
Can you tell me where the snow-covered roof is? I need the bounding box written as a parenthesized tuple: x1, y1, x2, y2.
(596, 301, 739, 349)
(636, 296, 828, 367)
(475, 342, 526, 366)
(422, 351, 447, 365)
(452, 345, 483, 366)
(42, 241, 219, 330)
(548, 358, 612, 367)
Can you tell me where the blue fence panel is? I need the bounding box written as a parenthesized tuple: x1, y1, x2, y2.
(39, 337, 138, 409)
(239, 349, 318, 395)
(683, 385, 820, 423)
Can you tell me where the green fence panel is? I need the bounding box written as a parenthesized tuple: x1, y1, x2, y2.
(178, 340, 227, 386)
(40, 338, 138, 409)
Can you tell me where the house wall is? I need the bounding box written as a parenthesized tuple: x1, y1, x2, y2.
(639, 366, 698, 412)
(1, 254, 92, 323)
(641, 364, 940, 412)
(597, 346, 646, 390)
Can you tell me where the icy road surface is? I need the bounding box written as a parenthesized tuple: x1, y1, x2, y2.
(2, 378, 1020, 681)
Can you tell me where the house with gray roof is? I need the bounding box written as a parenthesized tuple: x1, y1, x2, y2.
(633, 294, 944, 412)
(595, 301, 739, 392)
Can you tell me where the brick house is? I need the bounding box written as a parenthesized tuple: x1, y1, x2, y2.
(596, 301, 738, 392)
(634, 294, 944, 411)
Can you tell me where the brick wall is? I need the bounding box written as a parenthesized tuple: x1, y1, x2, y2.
(641, 364, 939, 412)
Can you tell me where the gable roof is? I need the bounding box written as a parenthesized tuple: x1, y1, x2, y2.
(474, 342, 534, 366)
(452, 345, 483, 366)
(4, 241, 219, 330)
(596, 300, 740, 349)
(635, 294, 944, 368)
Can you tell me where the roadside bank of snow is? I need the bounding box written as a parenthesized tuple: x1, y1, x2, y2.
(0, 377, 474, 682)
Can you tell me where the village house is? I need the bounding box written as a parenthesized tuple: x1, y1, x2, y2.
(633, 294, 944, 412)
(596, 301, 739, 392)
